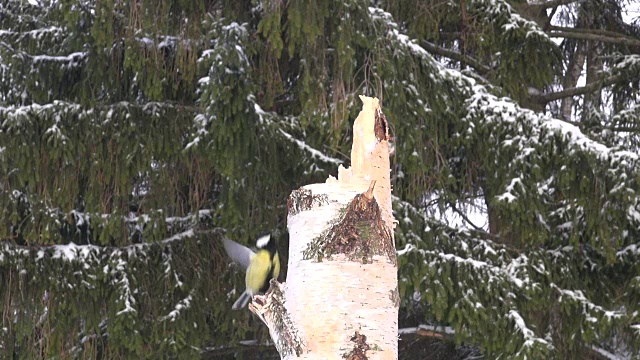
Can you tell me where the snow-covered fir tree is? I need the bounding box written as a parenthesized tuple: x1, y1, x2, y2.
(0, 0, 639, 358)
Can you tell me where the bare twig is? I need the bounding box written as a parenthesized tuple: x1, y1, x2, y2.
(448, 202, 485, 231)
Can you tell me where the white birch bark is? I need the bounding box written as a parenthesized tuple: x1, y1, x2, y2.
(251, 96, 398, 360)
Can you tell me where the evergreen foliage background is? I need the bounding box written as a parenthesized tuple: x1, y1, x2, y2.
(1, 0, 639, 358)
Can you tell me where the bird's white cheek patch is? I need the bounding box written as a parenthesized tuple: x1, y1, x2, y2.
(256, 234, 271, 248)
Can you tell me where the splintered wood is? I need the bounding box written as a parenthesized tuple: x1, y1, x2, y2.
(329, 96, 395, 234)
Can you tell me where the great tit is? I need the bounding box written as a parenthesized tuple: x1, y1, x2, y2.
(223, 232, 280, 310)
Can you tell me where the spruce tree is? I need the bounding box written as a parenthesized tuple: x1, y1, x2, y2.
(0, 0, 639, 358)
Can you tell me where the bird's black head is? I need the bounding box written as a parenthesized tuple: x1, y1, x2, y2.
(255, 231, 277, 254)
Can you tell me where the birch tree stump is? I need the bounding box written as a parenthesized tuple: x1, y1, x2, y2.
(250, 96, 398, 359)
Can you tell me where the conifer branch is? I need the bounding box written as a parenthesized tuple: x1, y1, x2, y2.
(0, 227, 211, 258)
(421, 40, 492, 76)
(549, 30, 640, 47)
(0, 100, 201, 115)
(527, 0, 584, 8)
(440, 27, 640, 47)
(532, 73, 626, 103)
(398, 324, 455, 338)
(549, 25, 638, 40)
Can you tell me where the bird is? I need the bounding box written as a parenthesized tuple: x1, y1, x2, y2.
(223, 231, 280, 310)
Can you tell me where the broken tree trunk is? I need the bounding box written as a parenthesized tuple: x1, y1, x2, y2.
(250, 96, 398, 359)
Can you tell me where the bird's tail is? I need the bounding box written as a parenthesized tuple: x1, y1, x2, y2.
(232, 291, 252, 310)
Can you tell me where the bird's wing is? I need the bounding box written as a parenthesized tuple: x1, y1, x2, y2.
(223, 238, 255, 271)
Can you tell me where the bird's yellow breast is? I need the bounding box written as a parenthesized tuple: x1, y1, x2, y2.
(246, 250, 276, 295)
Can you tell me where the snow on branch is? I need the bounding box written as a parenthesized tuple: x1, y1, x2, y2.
(551, 284, 625, 321)
(184, 113, 210, 150)
(527, 0, 582, 8)
(196, 21, 250, 78)
(0, 26, 64, 40)
(395, 214, 550, 356)
(186, 87, 343, 166)
(1, 228, 197, 264)
(614, 55, 640, 72)
(394, 198, 533, 289)
(0, 100, 198, 126)
(1, 101, 77, 120)
(26, 51, 87, 67)
(590, 346, 631, 360)
(0, 227, 204, 318)
(372, 8, 638, 357)
(159, 290, 195, 322)
(414, 247, 529, 289)
(135, 35, 197, 51)
(277, 129, 343, 165)
(3, 191, 212, 245)
(370, 5, 639, 173)
(533, 55, 640, 103)
(398, 324, 456, 337)
(371, 6, 640, 239)
(397, 195, 631, 353)
(394, 196, 508, 259)
(470, 0, 550, 40)
(251, 97, 343, 165)
(373, 0, 640, 251)
(611, 103, 640, 128)
(0, 220, 219, 354)
(394, 196, 638, 357)
(369, 0, 556, 73)
(466, 66, 638, 170)
(368, 7, 477, 89)
(466, 86, 640, 216)
(508, 310, 551, 350)
(617, 243, 640, 259)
